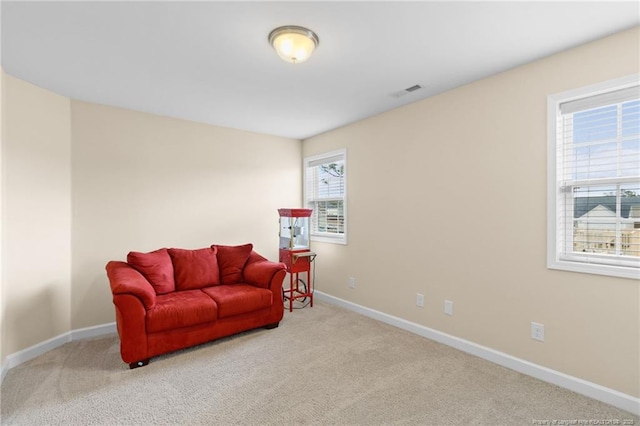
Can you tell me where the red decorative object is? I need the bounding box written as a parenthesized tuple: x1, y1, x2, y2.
(278, 208, 316, 312)
(277, 208, 313, 218)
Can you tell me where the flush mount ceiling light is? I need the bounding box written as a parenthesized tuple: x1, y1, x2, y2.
(268, 25, 319, 64)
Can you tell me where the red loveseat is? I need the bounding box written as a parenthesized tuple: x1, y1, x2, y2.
(105, 243, 286, 368)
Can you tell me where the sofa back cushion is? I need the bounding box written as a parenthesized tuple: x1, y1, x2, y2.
(127, 248, 175, 295)
(168, 247, 220, 291)
(213, 243, 253, 284)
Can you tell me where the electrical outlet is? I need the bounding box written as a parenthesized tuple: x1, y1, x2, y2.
(348, 277, 356, 289)
(531, 322, 544, 342)
(416, 293, 424, 307)
(444, 300, 453, 316)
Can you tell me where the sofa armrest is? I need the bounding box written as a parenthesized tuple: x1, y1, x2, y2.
(244, 252, 287, 290)
(106, 261, 156, 310)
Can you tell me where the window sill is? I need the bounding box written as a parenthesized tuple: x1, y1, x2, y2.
(547, 258, 639, 280)
(311, 234, 347, 245)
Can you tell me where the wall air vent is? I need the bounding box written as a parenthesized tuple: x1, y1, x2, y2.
(390, 84, 423, 98)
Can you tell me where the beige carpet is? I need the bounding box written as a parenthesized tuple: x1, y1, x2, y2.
(1, 302, 638, 425)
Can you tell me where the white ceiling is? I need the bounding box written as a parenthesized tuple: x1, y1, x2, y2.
(2, 1, 639, 140)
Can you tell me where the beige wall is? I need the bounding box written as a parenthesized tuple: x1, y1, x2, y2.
(303, 27, 640, 397)
(0, 75, 300, 355)
(70, 102, 300, 329)
(1, 72, 72, 357)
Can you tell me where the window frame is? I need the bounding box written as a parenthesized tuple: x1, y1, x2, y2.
(547, 74, 640, 279)
(303, 149, 347, 245)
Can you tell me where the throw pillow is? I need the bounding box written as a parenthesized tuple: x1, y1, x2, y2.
(168, 247, 220, 291)
(213, 243, 253, 284)
(127, 248, 176, 295)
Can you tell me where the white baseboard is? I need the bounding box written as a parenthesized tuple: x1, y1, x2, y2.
(71, 322, 117, 341)
(0, 357, 8, 384)
(314, 291, 640, 416)
(0, 322, 116, 385)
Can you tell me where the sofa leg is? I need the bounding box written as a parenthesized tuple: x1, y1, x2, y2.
(264, 322, 279, 330)
(129, 359, 149, 369)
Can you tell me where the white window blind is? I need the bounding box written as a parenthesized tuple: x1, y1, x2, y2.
(304, 150, 347, 244)
(548, 76, 640, 278)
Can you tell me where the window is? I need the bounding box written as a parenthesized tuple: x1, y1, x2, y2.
(548, 75, 640, 279)
(304, 149, 347, 244)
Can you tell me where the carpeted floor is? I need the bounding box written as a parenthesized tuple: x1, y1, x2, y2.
(1, 302, 638, 425)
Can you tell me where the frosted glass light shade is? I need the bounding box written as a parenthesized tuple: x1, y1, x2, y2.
(269, 26, 319, 64)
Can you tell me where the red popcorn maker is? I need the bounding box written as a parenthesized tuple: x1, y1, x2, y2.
(278, 208, 316, 312)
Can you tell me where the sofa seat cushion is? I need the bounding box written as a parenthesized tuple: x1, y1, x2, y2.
(202, 284, 272, 318)
(147, 290, 218, 333)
